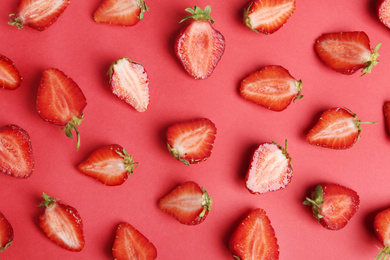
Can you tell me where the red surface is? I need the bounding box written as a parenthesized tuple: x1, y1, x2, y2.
(0, 0, 389, 259)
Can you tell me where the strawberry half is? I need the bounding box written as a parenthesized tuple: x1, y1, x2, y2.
(112, 222, 157, 260)
(0, 211, 14, 252)
(38, 193, 85, 252)
(174, 5, 225, 80)
(0, 55, 22, 90)
(8, 0, 70, 31)
(229, 208, 279, 260)
(374, 208, 390, 259)
(158, 181, 212, 225)
(78, 144, 138, 186)
(377, 0, 390, 28)
(315, 31, 381, 75)
(166, 118, 217, 166)
(108, 57, 150, 112)
(307, 107, 376, 149)
(303, 183, 360, 230)
(384, 101, 390, 136)
(36, 68, 87, 150)
(0, 125, 34, 179)
(243, 0, 295, 34)
(240, 65, 303, 111)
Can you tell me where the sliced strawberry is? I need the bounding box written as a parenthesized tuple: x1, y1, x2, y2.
(112, 222, 157, 260)
(36, 68, 87, 150)
(78, 144, 138, 186)
(0, 55, 22, 90)
(166, 118, 217, 166)
(0, 125, 34, 179)
(315, 31, 381, 75)
(384, 101, 390, 136)
(307, 107, 376, 149)
(0, 211, 14, 252)
(158, 181, 212, 225)
(240, 65, 303, 111)
(377, 0, 390, 28)
(303, 183, 360, 230)
(374, 208, 390, 259)
(38, 193, 85, 252)
(229, 208, 279, 260)
(245, 140, 292, 194)
(175, 5, 225, 80)
(8, 0, 70, 31)
(243, 0, 295, 34)
(108, 57, 150, 112)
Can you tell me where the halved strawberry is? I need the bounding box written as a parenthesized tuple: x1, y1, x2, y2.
(0, 55, 22, 90)
(78, 144, 138, 186)
(108, 57, 150, 112)
(303, 183, 360, 230)
(245, 140, 292, 194)
(315, 31, 381, 75)
(306, 107, 376, 149)
(175, 5, 225, 80)
(36, 68, 87, 150)
(240, 65, 303, 111)
(384, 101, 390, 136)
(0, 124, 34, 179)
(377, 0, 390, 28)
(112, 222, 157, 260)
(0, 211, 14, 252)
(229, 208, 279, 260)
(374, 208, 390, 259)
(166, 118, 217, 166)
(8, 0, 70, 31)
(158, 181, 212, 225)
(243, 0, 295, 34)
(38, 193, 85, 252)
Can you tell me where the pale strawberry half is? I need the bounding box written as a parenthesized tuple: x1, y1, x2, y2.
(374, 208, 390, 259)
(384, 101, 390, 136)
(0, 55, 22, 90)
(158, 181, 212, 225)
(377, 0, 390, 28)
(78, 144, 138, 186)
(166, 118, 217, 166)
(315, 31, 381, 75)
(244, 0, 295, 34)
(240, 65, 303, 111)
(245, 140, 293, 195)
(0, 211, 14, 252)
(229, 208, 279, 260)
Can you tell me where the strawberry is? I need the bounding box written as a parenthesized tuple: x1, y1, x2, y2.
(77, 144, 138, 186)
(243, 0, 295, 34)
(0, 124, 34, 179)
(174, 5, 225, 80)
(166, 118, 217, 166)
(374, 208, 390, 259)
(94, 0, 149, 26)
(306, 107, 376, 149)
(303, 183, 360, 230)
(384, 101, 390, 136)
(245, 140, 292, 194)
(229, 208, 279, 260)
(158, 181, 212, 225)
(0, 55, 22, 90)
(377, 0, 390, 28)
(8, 0, 70, 31)
(315, 31, 381, 75)
(240, 65, 303, 111)
(38, 193, 85, 252)
(112, 222, 157, 260)
(0, 211, 14, 252)
(36, 68, 87, 150)
(108, 57, 150, 112)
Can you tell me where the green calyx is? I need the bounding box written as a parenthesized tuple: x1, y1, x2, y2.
(108, 57, 141, 83)
(343, 107, 377, 142)
(180, 5, 214, 24)
(167, 143, 190, 166)
(272, 139, 291, 160)
(39, 193, 57, 209)
(243, 2, 257, 32)
(375, 246, 390, 260)
(199, 187, 212, 218)
(8, 14, 24, 29)
(293, 80, 304, 102)
(115, 148, 139, 174)
(62, 114, 84, 150)
(136, 0, 149, 20)
(362, 43, 381, 75)
(303, 185, 324, 220)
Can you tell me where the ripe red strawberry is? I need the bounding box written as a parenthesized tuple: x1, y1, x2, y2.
(166, 118, 217, 166)
(374, 208, 390, 259)
(0, 55, 22, 90)
(174, 5, 225, 80)
(78, 144, 138, 186)
(0, 124, 34, 179)
(243, 0, 295, 34)
(112, 222, 157, 260)
(36, 68, 87, 150)
(0, 211, 14, 252)
(8, 0, 70, 31)
(377, 0, 390, 28)
(315, 31, 381, 75)
(108, 57, 150, 112)
(158, 181, 212, 225)
(384, 101, 390, 136)
(38, 193, 85, 252)
(240, 65, 303, 111)
(307, 107, 376, 149)
(229, 208, 279, 260)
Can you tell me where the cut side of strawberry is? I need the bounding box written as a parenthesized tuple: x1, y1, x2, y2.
(377, 0, 390, 28)
(384, 101, 390, 136)
(158, 181, 212, 225)
(374, 208, 390, 259)
(0, 55, 22, 90)
(0, 211, 14, 252)
(240, 65, 303, 111)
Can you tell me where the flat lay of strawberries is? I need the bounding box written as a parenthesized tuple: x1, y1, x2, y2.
(1, 0, 390, 259)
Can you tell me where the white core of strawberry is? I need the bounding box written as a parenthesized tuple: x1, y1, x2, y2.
(19, 0, 67, 24)
(320, 194, 352, 220)
(247, 1, 295, 29)
(171, 125, 213, 157)
(82, 157, 126, 176)
(312, 114, 357, 141)
(244, 78, 297, 97)
(164, 192, 203, 212)
(319, 39, 371, 65)
(99, 0, 139, 18)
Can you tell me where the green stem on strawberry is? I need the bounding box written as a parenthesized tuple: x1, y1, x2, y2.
(243, 2, 258, 33)
(362, 43, 381, 75)
(115, 148, 139, 174)
(136, 0, 149, 20)
(39, 193, 57, 209)
(167, 143, 190, 166)
(303, 185, 325, 219)
(180, 5, 214, 24)
(8, 15, 24, 29)
(293, 80, 304, 102)
(200, 187, 213, 218)
(62, 115, 84, 150)
(375, 246, 390, 260)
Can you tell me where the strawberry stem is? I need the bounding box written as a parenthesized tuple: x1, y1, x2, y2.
(200, 187, 212, 218)
(136, 0, 149, 20)
(293, 80, 304, 102)
(39, 193, 57, 209)
(303, 185, 324, 220)
(362, 43, 381, 75)
(167, 143, 190, 166)
(8, 14, 24, 29)
(62, 115, 84, 150)
(375, 246, 390, 260)
(115, 148, 139, 174)
(180, 5, 215, 24)
(243, 2, 258, 33)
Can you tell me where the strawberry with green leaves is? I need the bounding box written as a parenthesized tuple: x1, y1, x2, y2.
(374, 208, 390, 259)
(0, 211, 13, 252)
(0, 55, 22, 90)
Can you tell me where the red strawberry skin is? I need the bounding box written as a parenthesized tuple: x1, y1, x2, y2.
(377, 0, 390, 28)
(0, 55, 22, 90)
(384, 101, 390, 136)
(374, 208, 390, 247)
(0, 211, 14, 252)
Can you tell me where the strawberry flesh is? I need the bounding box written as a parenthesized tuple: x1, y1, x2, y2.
(0, 211, 13, 252)
(384, 101, 390, 136)
(374, 208, 390, 259)
(377, 0, 390, 28)
(0, 55, 22, 90)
